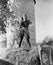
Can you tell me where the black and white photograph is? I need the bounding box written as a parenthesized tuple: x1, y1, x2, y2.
(0, 0, 53, 65)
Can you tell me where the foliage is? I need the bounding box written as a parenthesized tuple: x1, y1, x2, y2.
(42, 36, 53, 46)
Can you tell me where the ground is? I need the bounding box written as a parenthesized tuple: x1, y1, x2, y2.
(0, 45, 38, 65)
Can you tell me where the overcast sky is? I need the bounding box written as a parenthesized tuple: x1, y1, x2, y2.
(36, 0, 53, 42)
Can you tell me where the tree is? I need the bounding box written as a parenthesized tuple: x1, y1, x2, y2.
(0, 0, 9, 34)
(0, 0, 16, 34)
(42, 36, 53, 46)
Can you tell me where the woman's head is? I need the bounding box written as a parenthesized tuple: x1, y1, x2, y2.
(23, 14, 27, 21)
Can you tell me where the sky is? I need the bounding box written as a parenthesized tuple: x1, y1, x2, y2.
(36, 0, 53, 42)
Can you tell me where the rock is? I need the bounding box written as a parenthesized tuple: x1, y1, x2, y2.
(5, 46, 38, 65)
(0, 59, 14, 65)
